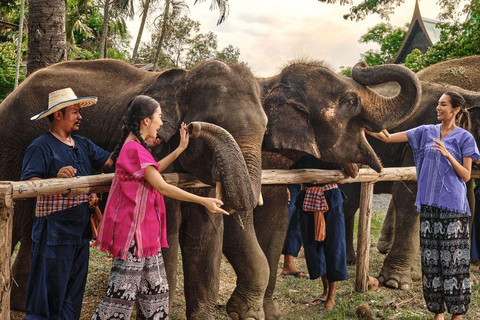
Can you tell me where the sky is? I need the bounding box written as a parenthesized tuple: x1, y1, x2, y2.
(128, 0, 442, 77)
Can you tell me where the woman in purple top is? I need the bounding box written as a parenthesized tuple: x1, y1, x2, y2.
(368, 91, 479, 320)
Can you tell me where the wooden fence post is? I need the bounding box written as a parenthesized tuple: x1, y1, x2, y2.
(0, 183, 13, 319)
(355, 182, 374, 292)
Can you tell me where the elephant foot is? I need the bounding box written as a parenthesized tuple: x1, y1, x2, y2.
(378, 265, 412, 290)
(263, 297, 281, 320)
(227, 291, 265, 320)
(376, 235, 393, 254)
(346, 248, 356, 265)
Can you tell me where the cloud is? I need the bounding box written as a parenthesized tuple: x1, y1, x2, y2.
(129, 0, 442, 76)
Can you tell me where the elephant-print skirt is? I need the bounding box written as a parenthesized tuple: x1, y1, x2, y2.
(92, 239, 169, 320)
(420, 205, 471, 315)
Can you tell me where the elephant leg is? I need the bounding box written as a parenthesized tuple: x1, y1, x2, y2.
(376, 198, 396, 254)
(342, 185, 360, 265)
(252, 186, 288, 320)
(179, 192, 224, 320)
(11, 199, 35, 312)
(378, 181, 419, 290)
(224, 210, 269, 320)
(161, 199, 181, 314)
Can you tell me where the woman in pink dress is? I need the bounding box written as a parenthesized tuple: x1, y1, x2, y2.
(92, 95, 228, 319)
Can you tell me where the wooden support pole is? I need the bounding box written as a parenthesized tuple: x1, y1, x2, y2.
(0, 183, 13, 319)
(355, 182, 374, 293)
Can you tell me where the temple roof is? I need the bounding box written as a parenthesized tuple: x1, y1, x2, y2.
(392, 0, 441, 64)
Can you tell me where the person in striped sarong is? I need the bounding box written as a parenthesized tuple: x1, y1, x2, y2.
(291, 155, 351, 312)
(367, 91, 479, 320)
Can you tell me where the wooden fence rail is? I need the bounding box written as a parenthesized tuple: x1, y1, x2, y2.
(2, 167, 479, 318)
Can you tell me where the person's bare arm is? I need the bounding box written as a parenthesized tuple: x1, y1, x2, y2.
(144, 166, 229, 215)
(433, 138, 472, 182)
(157, 123, 189, 172)
(366, 130, 409, 143)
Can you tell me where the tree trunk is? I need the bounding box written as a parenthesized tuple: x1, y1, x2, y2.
(153, 0, 170, 71)
(27, 0, 66, 75)
(131, 0, 151, 64)
(99, 0, 111, 59)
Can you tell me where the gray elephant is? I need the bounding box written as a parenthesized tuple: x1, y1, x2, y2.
(453, 248, 470, 265)
(422, 248, 439, 263)
(447, 221, 465, 238)
(2, 58, 269, 319)
(341, 57, 480, 290)
(440, 249, 453, 266)
(250, 60, 421, 318)
(444, 278, 459, 294)
(432, 276, 443, 291)
(420, 220, 433, 237)
(433, 221, 444, 234)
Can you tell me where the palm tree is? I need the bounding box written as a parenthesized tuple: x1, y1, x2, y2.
(194, 0, 229, 25)
(99, 0, 134, 58)
(131, 0, 152, 63)
(66, 0, 93, 55)
(27, 0, 67, 75)
(152, 0, 189, 70)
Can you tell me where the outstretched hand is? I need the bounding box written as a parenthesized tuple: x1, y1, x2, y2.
(178, 122, 190, 151)
(203, 198, 229, 215)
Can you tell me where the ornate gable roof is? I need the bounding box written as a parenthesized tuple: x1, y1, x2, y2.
(392, 0, 441, 64)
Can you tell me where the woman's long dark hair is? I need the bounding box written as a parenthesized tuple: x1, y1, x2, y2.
(444, 91, 471, 131)
(111, 95, 160, 163)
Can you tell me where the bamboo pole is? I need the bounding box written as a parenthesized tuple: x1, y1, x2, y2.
(0, 183, 13, 319)
(355, 182, 375, 292)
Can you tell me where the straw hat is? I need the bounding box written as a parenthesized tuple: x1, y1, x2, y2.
(30, 87, 98, 121)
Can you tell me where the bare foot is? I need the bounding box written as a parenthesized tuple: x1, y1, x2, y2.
(451, 315, 462, 320)
(323, 299, 334, 310)
(432, 314, 444, 320)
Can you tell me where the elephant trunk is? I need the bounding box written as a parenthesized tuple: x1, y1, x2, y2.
(353, 62, 422, 131)
(188, 122, 256, 211)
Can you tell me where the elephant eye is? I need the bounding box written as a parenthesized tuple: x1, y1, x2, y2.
(339, 93, 361, 116)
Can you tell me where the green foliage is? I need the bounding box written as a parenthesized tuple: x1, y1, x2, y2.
(359, 22, 407, 66)
(339, 66, 352, 77)
(138, 15, 243, 69)
(403, 49, 424, 72)
(0, 40, 27, 101)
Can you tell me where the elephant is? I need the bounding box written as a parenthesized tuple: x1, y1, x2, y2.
(433, 221, 444, 234)
(340, 56, 480, 291)
(440, 250, 453, 266)
(444, 278, 460, 294)
(452, 248, 470, 265)
(432, 276, 443, 291)
(420, 220, 433, 237)
(249, 60, 422, 318)
(422, 248, 439, 263)
(1, 58, 270, 318)
(447, 221, 465, 238)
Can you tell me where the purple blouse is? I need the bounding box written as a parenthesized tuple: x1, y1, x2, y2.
(407, 124, 479, 215)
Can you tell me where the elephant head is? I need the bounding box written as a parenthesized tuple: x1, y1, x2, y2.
(260, 61, 421, 172)
(142, 60, 267, 212)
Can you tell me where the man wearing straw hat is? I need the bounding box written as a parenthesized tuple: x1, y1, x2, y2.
(21, 88, 113, 319)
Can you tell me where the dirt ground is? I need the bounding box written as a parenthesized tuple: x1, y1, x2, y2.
(9, 194, 480, 319)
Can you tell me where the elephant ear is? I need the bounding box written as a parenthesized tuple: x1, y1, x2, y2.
(143, 68, 186, 142)
(263, 84, 320, 158)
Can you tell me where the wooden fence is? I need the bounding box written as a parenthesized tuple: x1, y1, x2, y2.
(1, 167, 478, 318)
